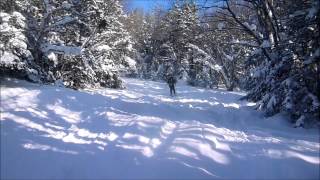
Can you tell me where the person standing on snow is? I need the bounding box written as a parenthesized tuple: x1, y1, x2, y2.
(167, 74, 177, 96)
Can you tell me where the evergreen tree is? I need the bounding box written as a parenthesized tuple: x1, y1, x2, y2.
(0, 0, 38, 81)
(209, 0, 320, 125)
(1, 0, 135, 89)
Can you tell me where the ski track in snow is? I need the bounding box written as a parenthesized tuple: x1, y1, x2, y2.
(1, 78, 319, 179)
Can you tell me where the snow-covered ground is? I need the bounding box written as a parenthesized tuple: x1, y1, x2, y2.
(1, 77, 319, 179)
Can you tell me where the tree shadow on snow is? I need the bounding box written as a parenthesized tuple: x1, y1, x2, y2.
(1, 78, 319, 179)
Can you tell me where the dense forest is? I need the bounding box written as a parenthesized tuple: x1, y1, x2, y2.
(1, 0, 319, 126)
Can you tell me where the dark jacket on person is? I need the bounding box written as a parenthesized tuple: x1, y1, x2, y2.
(167, 76, 177, 96)
(167, 76, 176, 86)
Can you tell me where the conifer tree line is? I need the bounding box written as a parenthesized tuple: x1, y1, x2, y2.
(1, 0, 319, 125)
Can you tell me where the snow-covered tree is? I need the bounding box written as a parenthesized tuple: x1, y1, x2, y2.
(206, 0, 320, 125)
(0, 2, 38, 81)
(80, 0, 135, 88)
(136, 1, 207, 82)
(1, 0, 135, 89)
(184, 43, 220, 88)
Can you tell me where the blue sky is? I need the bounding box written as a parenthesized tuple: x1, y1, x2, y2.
(124, 0, 172, 12)
(124, 0, 220, 13)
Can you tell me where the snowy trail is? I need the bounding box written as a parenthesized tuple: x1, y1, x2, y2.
(1, 78, 319, 179)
